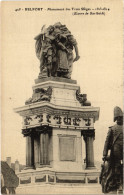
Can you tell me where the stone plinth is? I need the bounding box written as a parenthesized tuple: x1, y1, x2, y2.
(33, 80, 81, 107)
(14, 79, 100, 191)
(35, 77, 77, 84)
(16, 168, 101, 194)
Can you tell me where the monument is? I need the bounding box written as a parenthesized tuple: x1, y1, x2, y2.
(14, 23, 100, 194)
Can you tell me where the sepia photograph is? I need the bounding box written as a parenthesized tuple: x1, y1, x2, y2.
(1, 0, 123, 194)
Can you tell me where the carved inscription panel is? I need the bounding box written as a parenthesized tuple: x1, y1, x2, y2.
(22, 114, 94, 129)
(59, 136, 76, 161)
(53, 88, 75, 100)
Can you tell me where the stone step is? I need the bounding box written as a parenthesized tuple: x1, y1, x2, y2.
(16, 183, 102, 194)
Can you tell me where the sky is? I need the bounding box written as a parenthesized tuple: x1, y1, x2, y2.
(1, 0, 123, 165)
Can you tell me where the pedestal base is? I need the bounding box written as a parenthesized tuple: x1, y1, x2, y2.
(16, 168, 101, 194)
(35, 76, 77, 84)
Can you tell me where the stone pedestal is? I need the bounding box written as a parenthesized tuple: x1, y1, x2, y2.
(14, 78, 100, 191)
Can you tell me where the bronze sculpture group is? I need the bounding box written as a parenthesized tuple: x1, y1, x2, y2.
(34, 22, 80, 79)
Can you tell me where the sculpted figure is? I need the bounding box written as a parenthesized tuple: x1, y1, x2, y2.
(100, 107, 123, 194)
(34, 23, 80, 79)
(35, 25, 54, 77)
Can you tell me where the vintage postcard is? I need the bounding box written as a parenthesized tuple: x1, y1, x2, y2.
(1, 0, 123, 194)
